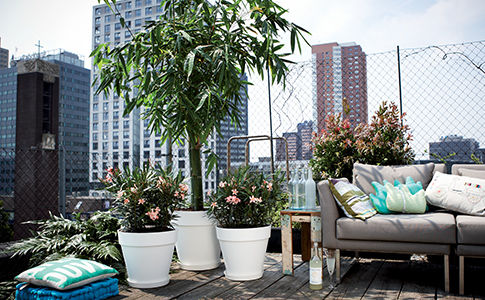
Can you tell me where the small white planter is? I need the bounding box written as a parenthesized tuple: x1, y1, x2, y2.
(172, 211, 221, 270)
(118, 229, 176, 288)
(216, 225, 271, 281)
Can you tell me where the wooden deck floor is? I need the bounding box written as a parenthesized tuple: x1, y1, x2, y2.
(113, 254, 485, 299)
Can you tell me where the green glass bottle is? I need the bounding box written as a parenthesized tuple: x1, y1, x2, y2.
(309, 242, 322, 290)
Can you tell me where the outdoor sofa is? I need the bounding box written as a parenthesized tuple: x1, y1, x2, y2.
(318, 162, 485, 294)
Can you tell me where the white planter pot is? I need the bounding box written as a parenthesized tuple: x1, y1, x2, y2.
(118, 230, 176, 288)
(172, 211, 221, 270)
(216, 225, 271, 281)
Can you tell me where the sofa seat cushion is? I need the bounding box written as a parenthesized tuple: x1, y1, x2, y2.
(457, 215, 485, 245)
(336, 212, 456, 244)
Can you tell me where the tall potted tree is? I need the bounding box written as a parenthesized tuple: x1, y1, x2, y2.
(93, 0, 308, 271)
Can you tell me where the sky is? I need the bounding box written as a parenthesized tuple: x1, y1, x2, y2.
(0, 0, 484, 63)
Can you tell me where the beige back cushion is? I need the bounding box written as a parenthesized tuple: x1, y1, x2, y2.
(452, 164, 485, 177)
(353, 162, 439, 195)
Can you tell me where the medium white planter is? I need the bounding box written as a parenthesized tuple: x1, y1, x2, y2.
(216, 225, 271, 281)
(118, 229, 176, 288)
(172, 211, 221, 270)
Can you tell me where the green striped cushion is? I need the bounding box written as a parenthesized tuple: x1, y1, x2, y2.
(329, 179, 377, 220)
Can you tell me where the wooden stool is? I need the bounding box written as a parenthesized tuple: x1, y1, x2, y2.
(280, 208, 322, 275)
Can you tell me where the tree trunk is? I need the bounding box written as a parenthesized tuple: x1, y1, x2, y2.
(189, 137, 204, 210)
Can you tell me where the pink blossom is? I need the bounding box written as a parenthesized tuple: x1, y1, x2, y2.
(174, 191, 179, 198)
(107, 167, 114, 175)
(130, 185, 138, 194)
(250, 196, 263, 204)
(146, 207, 160, 221)
(206, 189, 212, 196)
(124, 198, 129, 204)
(232, 189, 238, 195)
(210, 202, 217, 208)
(179, 183, 189, 192)
(180, 193, 185, 200)
(219, 181, 227, 188)
(225, 195, 241, 205)
(104, 175, 112, 183)
(267, 182, 273, 191)
(138, 198, 146, 205)
(251, 186, 256, 192)
(116, 189, 124, 200)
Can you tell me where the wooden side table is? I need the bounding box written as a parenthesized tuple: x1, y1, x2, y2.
(280, 208, 322, 275)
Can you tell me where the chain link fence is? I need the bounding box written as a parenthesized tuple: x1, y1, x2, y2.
(0, 40, 483, 283)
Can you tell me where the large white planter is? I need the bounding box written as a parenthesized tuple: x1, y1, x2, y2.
(172, 211, 221, 270)
(216, 225, 271, 281)
(118, 230, 176, 288)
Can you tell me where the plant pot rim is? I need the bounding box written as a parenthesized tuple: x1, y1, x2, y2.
(118, 228, 175, 234)
(216, 225, 271, 229)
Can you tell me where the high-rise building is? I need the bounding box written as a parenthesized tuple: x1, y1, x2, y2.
(429, 135, 480, 162)
(0, 38, 8, 69)
(215, 74, 249, 182)
(0, 50, 90, 195)
(276, 120, 314, 161)
(312, 42, 367, 132)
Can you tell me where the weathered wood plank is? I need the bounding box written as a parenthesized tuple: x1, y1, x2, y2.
(398, 261, 439, 300)
(215, 256, 304, 299)
(298, 257, 354, 300)
(325, 259, 384, 300)
(361, 260, 407, 300)
(281, 214, 293, 275)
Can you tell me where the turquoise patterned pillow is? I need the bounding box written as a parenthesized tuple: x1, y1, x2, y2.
(370, 177, 425, 214)
(15, 258, 118, 290)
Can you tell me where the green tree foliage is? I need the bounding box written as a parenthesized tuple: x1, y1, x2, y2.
(0, 200, 13, 242)
(93, 0, 309, 210)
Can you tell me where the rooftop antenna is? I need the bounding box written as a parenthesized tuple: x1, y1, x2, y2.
(35, 40, 43, 59)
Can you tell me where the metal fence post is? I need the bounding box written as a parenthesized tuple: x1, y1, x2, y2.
(59, 147, 66, 217)
(397, 45, 403, 125)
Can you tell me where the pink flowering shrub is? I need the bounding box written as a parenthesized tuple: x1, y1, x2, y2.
(309, 113, 358, 181)
(207, 166, 288, 228)
(355, 101, 414, 165)
(100, 164, 187, 232)
(310, 101, 414, 181)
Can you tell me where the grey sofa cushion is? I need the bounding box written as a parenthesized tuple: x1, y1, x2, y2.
(353, 163, 437, 195)
(460, 169, 485, 179)
(456, 215, 485, 245)
(336, 212, 456, 244)
(456, 244, 485, 256)
(452, 164, 485, 176)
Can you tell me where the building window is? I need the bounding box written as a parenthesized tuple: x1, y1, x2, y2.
(92, 133, 98, 141)
(104, 33, 110, 42)
(135, 0, 141, 7)
(178, 160, 185, 169)
(144, 140, 150, 148)
(95, 26, 100, 34)
(115, 23, 121, 30)
(144, 151, 150, 159)
(103, 122, 108, 130)
(113, 120, 119, 129)
(145, 17, 152, 23)
(155, 150, 161, 158)
(123, 141, 129, 149)
(113, 111, 119, 119)
(125, 31, 131, 38)
(145, 7, 152, 15)
(95, 8, 101, 15)
(113, 101, 119, 109)
(123, 120, 129, 129)
(95, 36, 100, 44)
(135, 18, 142, 26)
(113, 141, 119, 149)
(93, 103, 98, 111)
(145, 0, 152, 5)
(105, 24, 110, 32)
(113, 131, 119, 140)
(95, 17, 101, 25)
(103, 112, 109, 120)
(113, 152, 119, 160)
(105, 15, 111, 22)
(103, 102, 109, 111)
(93, 122, 98, 131)
(92, 143, 98, 150)
(103, 132, 108, 140)
(125, 1, 132, 9)
(178, 149, 185, 157)
(124, 151, 129, 159)
(123, 131, 129, 139)
(125, 11, 132, 18)
(115, 32, 121, 40)
(102, 142, 108, 150)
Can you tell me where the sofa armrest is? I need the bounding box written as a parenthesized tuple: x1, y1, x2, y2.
(318, 178, 347, 249)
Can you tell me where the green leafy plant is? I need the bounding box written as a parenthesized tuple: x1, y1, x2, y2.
(355, 101, 415, 165)
(93, 0, 309, 211)
(471, 153, 483, 164)
(0, 199, 13, 242)
(8, 212, 123, 277)
(207, 166, 288, 228)
(101, 164, 187, 232)
(309, 114, 358, 181)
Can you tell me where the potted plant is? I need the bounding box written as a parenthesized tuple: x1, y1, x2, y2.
(93, 0, 308, 271)
(101, 164, 187, 288)
(207, 166, 288, 280)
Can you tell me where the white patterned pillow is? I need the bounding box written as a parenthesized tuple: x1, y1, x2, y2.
(425, 172, 485, 216)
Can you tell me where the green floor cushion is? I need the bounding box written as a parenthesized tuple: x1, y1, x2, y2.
(386, 183, 427, 213)
(329, 178, 377, 220)
(15, 258, 118, 290)
(426, 172, 485, 216)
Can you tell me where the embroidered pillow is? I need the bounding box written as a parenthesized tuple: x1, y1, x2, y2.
(369, 180, 392, 214)
(425, 172, 485, 216)
(15, 258, 118, 290)
(329, 179, 377, 220)
(385, 182, 427, 213)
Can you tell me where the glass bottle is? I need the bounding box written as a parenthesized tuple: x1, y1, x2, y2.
(297, 167, 305, 209)
(305, 168, 317, 209)
(288, 169, 299, 209)
(309, 242, 323, 290)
